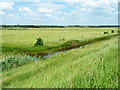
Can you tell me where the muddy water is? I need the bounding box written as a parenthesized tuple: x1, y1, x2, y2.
(34, 45, 86, 61)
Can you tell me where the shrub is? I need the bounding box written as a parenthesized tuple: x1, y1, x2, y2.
(104, 31, 108, 34)
(34, 37, 44, 46)
(2, 55, 37, 70)
(111, 30, 114, 33)
(62, 38, 65, 41)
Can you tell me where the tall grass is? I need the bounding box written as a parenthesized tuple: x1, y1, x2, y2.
(2, 37, 118, 88)
(2, 55, 38, 70)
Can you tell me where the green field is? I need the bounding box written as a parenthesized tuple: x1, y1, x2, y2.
(2, 28, 118, 54)
(1, 27, 119, 88)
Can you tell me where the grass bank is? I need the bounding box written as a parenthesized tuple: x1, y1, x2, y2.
(27, 34, 119, 57)
(2, 37, 118, 88)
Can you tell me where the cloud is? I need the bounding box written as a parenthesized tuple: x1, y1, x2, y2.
(44, 13, 60, 20)
(36, 8, 53, 13)
(60, 0, 118, 25)
(0, 2, 14, 10)
(68, 0, 118, 16)
(0, 11, 5, 15)
(80, 0, 118, 13)
(18, 6, 37, 17)
(54, 11, 62, 15)
(45, 14, 52, 16)
(64, 0, 82, 2)
(34, 2, 66, 13)
(19, 6, 33, 13)
(1, 1, 118, 25)
(8, 14, 14, 17)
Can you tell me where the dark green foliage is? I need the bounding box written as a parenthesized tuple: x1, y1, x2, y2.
(1, 25, 118, 28)
(34, 37, 44, 46)
(104, 31, 108, 34)
(2, 55, 36, 70)
(2, 27, 28, 30)
(111, 30, 114, 33)
(62, 38, 65, 41)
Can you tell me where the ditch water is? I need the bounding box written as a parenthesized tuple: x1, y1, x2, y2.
(34, 45, 86, 61)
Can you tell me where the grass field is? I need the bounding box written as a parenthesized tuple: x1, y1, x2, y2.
(2, 27, 118, 54)
(1, 27, 119, 88)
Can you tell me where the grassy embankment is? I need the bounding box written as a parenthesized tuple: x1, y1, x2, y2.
(2, 36, 118, 88)
(2, 27, 118, 88)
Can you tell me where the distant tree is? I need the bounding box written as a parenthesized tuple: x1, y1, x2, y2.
(34, 37, 44, 46)
(104, 31, 108, 34)
(111, 30, 114, 33)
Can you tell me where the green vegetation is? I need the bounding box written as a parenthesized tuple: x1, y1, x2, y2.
(111, 30, 114, 33)
(2, 37, 118, 88)
(2, 27, 28, 30)
(2, 55, 40, 71)
(2, 27, 118, 88)
(104, 31, 108, 34)
(2, 27, 118, 55)
(34, 37, 44, 46)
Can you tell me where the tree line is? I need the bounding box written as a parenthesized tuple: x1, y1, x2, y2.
(1, 25, 118, 28)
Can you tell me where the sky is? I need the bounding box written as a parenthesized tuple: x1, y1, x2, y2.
(0, 0, 118, 25)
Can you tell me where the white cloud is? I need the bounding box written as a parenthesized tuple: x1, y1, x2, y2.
(80, 8, 87, 11)
(63, 12, 67, 15)
(54, 11, 62, 15)
(45, 14, 52, 16)
(45, 13, 60, 20)
(69, 0, 118, 16)
(19, 6, 37, 17)
(61, 0, 118, 25)
(36, 8, 53, 13)
(8, 14, 14, 17)
(19, 6, 33, 13)
(0, 2, 14, 10)
(64, 0, 82, 2)
(34, 2, 66, 13)
(80, 0, 118, 9)
(1, 0, 117, 25)
(0, 11, 5, 15)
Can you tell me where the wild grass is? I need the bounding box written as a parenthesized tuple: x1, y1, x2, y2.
(1, 27, 118, 88)
(2, 27, 118, 55)
(2, 37, 118, 88)
(2, 34, 118, 70)
(2, 28, 117, 54)
(2, 55, 40, 70)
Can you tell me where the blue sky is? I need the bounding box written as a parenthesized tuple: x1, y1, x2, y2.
(0, 0, 118, 25)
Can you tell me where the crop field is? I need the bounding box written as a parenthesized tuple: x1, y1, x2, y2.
(1, 27, 119, 88)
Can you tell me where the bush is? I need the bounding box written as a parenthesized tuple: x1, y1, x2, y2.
(111, 30, 114, 33)
(2, 55, 37, 70)
(34, 37, 44, 46)
(104, 31, 108, 34)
